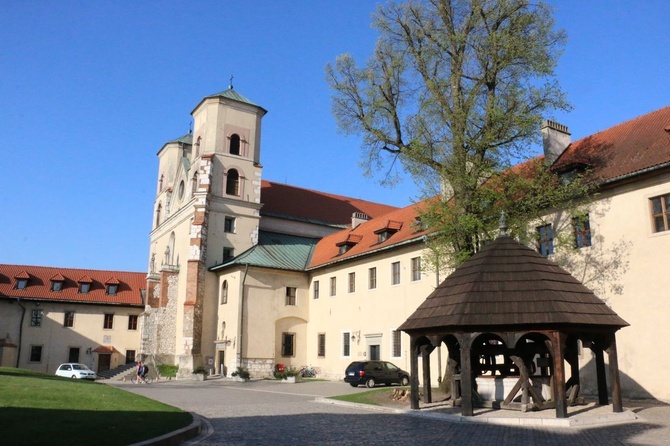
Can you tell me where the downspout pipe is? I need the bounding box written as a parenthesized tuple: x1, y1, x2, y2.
(16, 298, 26, 367)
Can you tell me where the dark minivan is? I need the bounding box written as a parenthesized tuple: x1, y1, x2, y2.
(344, 360, 410, 388)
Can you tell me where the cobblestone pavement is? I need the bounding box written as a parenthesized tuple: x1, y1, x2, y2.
(111, 379, 670, 446)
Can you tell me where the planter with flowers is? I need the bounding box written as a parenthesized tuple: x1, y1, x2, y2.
(231, 366, 251, 382)
(277, 367, 301, 383)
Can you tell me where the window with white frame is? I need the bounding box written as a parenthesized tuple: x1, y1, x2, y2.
(411, 257, 421, 281)
(330, 277, 336, 296)
(318, 333, 326, 357)
(368, 267, 377, 289)
(391, 261, 401, 285)
(342, 332, 351, 357)
(313, 280, 319, 299)
(348, 272, 355, 293)
(391, 330, 402, 357)
(286, 287, 297, 306)
(31, 309, 43, 327)
(64, 311, 75, 328)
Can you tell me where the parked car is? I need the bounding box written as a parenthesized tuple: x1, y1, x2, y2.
(344, 360, 410, 388)
(55, 363, 97, 380)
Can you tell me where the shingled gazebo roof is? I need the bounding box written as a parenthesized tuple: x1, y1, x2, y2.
(399, 235, 629, 333)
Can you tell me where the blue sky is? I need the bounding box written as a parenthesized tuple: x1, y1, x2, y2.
(1, 1, 669, 272)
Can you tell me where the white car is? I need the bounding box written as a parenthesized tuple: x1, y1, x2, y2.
(55, 363, 97, 380)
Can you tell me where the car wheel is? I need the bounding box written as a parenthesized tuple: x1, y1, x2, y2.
(349, 382, 358, 387)
(365, 378, 376, 388)
(400, 375, 410, 386)
(71, 375, 77, 379)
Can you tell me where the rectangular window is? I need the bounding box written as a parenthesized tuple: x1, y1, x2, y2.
(223, 247, 234, 260)
(224, 216, 236, 233)
(106, 284, 118, 295)
(411, 257, 421, 281)
(128, 315, 138, 330)
(318, 333, 326, 357)
(392, 261, 401, 285)
(126, 350, 136, 364)
(348, 272, 355, 293)
(313, 280, 319, 299)
(285, 287, 297, 306)
(392, 330, 402, 358)
(342, 332, 351, 357)
(16, 278, 28, 290)
(103, 313, 114, 330)
(573, 214, 592, 248)
(368, 267, 377, 289)
(330, 277, 336, 296)
(537, 224, 554, 256)
(651, 194, 670, 233)
(281, 332, 295, 357)
(51, 281, 63, 292)
(30, 345, 42, 362)
(30, 309, 43, 327)
(64, 311, 75, 328)
(79, 282, 91, 293)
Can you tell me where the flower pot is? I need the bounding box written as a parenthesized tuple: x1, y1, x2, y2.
(193, 373, 206, 381)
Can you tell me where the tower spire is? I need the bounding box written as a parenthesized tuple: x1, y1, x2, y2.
(229, 75, 234, 90)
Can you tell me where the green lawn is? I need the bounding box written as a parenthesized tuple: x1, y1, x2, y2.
(0, 367, 192, 446)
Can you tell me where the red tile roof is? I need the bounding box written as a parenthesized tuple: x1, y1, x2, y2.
(0, 264, 145, 306)
(261, 180, 398, 226)
(308, 202, 430, 269)
(553, 105, 670, 182)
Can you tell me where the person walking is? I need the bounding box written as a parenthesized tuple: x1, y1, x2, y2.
(136, 361, 144, 384)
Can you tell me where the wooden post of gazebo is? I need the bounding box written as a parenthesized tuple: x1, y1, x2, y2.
(421, 344, 433, 404)
(458, 333, 474, 417)
(409, 335, 420, 410)
(550, 331, 568, 418)
(607, 335, 624, 413)
(592, 342, 609, 405)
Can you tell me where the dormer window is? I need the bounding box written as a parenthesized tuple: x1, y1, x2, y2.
(336, 234, 362, 255)
(14, 271, 30, 290)
(78, 276, 93, 294)
(105, 278, 120, 295)
(374, 220, 403, 244)
(50, 274, 65, 292)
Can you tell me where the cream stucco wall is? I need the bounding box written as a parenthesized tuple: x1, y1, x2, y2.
(1, 300, 141, 374)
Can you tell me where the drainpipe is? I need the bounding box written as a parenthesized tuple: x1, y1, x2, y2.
(15, 298, 26, 368)
(434, 252, 442, 383)
(237, 264, 249, 369)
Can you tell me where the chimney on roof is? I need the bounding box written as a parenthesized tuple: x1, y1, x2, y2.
(541, 120, 570, 166)
(351, 212, 369, 229)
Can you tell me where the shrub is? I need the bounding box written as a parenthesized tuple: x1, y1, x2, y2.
(157, 364, 178, 378)
(231, 366, 250, 380)
(192, 366, 207, 375)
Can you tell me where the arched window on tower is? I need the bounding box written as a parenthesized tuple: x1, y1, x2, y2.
(221, 280, 228, 305)
(155, 203, 162, 227)
(195, 137, 201, 158)
(230, 134, 240, 156)
(191, 172, 198, 198)
(168, 232, 175, 265)
(159, 174, 164, 191)
(226, 169, 240, 196)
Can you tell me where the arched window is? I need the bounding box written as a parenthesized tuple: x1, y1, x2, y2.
(155, 203, 162, 227)
(230, 134, 240, 155)
(168, 232, 175, 265)
(159, 174, 164, 191)
(226, 169, 240, 196)
(221, 280, 228, 305)
(195, 137, 201, 158)
(191, 172, 198, 198)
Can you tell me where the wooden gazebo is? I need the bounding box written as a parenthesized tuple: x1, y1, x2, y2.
(398, 228, 629, 419)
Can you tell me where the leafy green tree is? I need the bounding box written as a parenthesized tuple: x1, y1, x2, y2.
(327, 0, 577, 266)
